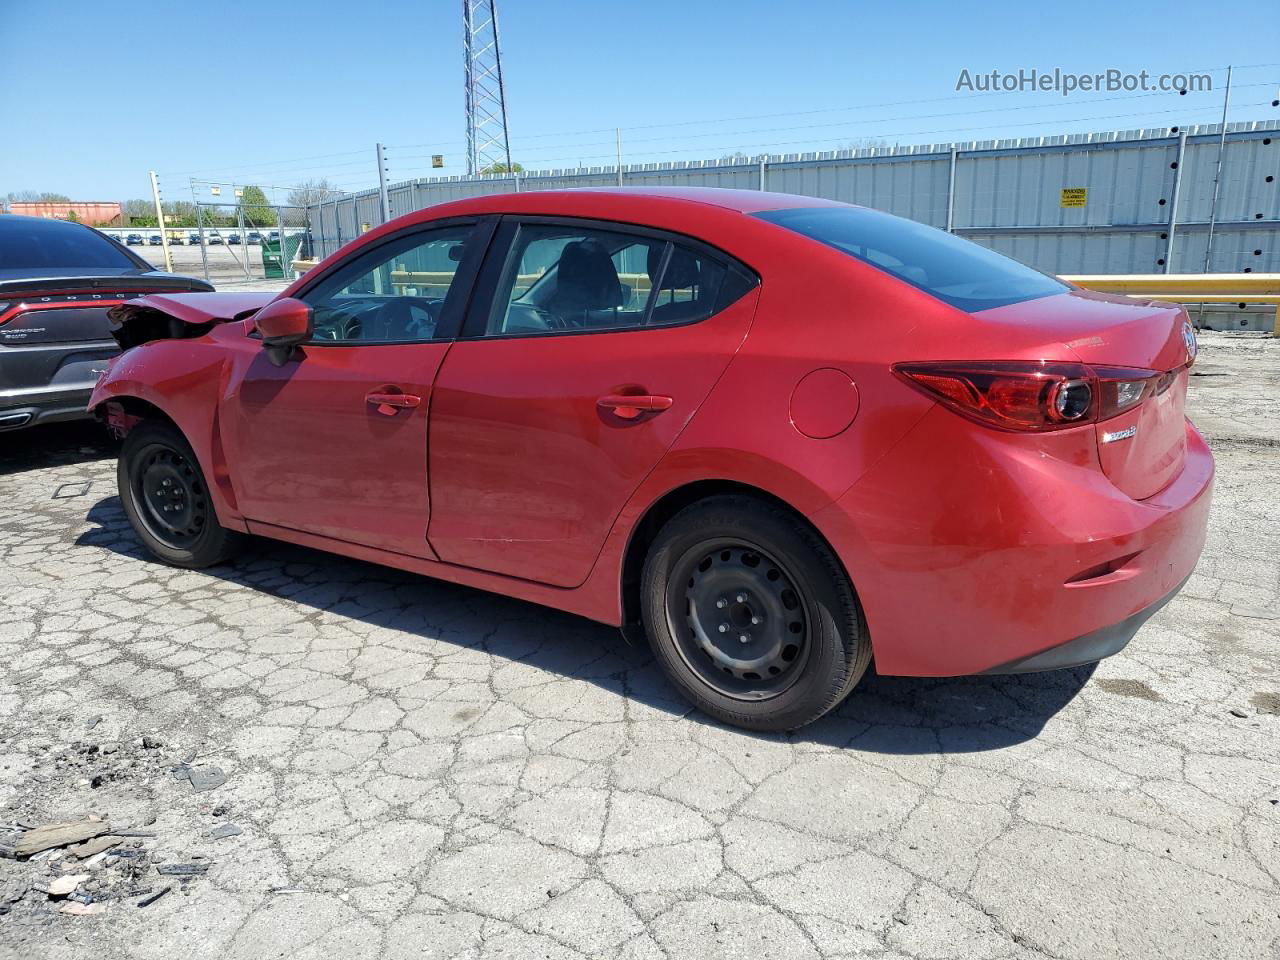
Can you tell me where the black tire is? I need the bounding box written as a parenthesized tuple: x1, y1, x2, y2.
(641, 495, 870, 732)
(118, 420, 243, 568)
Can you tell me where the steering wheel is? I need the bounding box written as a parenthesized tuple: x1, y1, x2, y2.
(367, 296, 442, 340)
(312, 309, 362, 341)
(501, 301, 569, 333)
(534, 304, 575, 330)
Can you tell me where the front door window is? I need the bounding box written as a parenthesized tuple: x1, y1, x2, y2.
(302, 224, 477, 343)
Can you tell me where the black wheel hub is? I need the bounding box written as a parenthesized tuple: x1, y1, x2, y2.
(134, 447, 208, 549)
(668, 539, 810, 701)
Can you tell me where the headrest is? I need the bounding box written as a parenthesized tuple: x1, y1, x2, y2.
(648, 245, 701, 289)
(554, 239, 623, 309)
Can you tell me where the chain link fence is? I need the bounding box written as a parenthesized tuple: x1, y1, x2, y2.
(185, 203, 312, 289)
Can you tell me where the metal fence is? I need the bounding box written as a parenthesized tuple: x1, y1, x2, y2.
(95, 205, 311, 288)
(307, 120, 1280, 328)
(186, 203, 311, 287)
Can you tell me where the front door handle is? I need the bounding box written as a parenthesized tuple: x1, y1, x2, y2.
(366, 390, 421, 416)
(597, 393, 673, 420)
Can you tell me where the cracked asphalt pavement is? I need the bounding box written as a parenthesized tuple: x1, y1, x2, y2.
(1, 332, 1277, 960)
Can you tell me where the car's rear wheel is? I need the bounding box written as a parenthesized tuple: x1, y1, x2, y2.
(118, 420, 243, 568)
(640, 495, 870, 732)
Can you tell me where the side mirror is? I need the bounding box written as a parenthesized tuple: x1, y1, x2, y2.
(254, 297, 312, 367)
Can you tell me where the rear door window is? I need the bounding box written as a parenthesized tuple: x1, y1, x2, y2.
(483, 222, 732, 336)
(755, 206, 1066, 312)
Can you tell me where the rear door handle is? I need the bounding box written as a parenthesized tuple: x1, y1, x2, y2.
(597, 393, 673, 420)
(366, 390, 422, 416)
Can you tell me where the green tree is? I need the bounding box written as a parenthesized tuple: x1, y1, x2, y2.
(236, 186, 277, 227)
(479, 161, 524, 175)
(64, 210, 80, 223)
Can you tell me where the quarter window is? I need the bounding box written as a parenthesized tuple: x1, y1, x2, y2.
(485, 223, 729, 336)
(301, 224, 475, 343)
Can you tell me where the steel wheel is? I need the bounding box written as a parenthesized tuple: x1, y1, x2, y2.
(131, 445, 209, 550)
(118, 420, 243, 569)
(666, 537, 812, 701)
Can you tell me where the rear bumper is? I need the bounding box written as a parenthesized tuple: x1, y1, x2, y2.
(0, 383, 96, 430)
(981, 573, 1188, 673)
(1, 333, 119, 431)
(811, 410, 1214, 676)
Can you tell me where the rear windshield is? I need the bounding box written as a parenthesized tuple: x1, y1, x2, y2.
(0, 220, 139, 271)
(755, 206, 1066, 312)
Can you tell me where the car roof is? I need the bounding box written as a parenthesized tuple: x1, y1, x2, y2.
(285, 188, 853, 298)
(437, 186, 845, 216)
(0, 213, 101, 234)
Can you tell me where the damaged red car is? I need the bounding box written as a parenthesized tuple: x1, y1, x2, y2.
(91, 188, 1212, 731)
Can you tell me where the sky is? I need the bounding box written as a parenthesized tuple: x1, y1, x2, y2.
(1, 0, 1277, 205)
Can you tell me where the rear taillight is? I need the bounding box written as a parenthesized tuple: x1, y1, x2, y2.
(894, 361, 1161, 432)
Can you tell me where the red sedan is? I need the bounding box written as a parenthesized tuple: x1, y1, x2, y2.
(91, 188, 1213, 731)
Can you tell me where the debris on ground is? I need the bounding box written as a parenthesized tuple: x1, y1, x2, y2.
(156, 863, 212, 876)
(0, 732, 230, 937)
(187, 766, 227, 792)
(137, 886, 170, 908)
(1, 820, 109, 859)
(51, 480, 93, 500)
(171, 764, 227, 792)
(59, 901, 105, 916)
(67, 835, 121, 859)
(43, 874, 90, 897)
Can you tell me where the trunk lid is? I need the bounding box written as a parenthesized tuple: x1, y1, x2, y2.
(974, 288, 1195, 500)
(0, 273, 214, 347)
(0, 274, 215, 396)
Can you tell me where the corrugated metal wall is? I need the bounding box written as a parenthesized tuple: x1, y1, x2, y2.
(308, 121, 1280, 327)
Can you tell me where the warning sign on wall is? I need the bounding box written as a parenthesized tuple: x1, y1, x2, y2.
(1060, 187, 1088, 208)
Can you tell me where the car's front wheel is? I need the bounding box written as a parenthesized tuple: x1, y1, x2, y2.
(640, 495, 870, 732)
(118, 420, 243, 568)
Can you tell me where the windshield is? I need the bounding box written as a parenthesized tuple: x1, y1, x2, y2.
(755, 206, 1066, 312)
(0, 219, 140, 271)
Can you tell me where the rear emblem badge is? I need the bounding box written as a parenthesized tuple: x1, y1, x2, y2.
(1182, 320, 1197, 361)
(1103, 425, 1138, 443)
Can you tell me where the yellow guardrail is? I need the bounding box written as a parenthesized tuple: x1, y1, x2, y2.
(1062, 274, 1280, 335)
